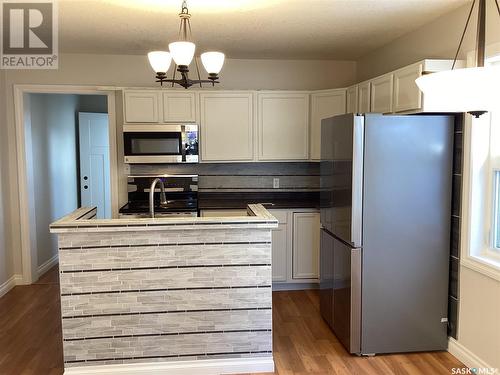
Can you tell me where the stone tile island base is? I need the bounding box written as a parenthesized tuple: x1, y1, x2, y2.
(50, 204, 278, 375)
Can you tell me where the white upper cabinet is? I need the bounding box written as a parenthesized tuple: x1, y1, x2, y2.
(370, 74, 394, 114)
(258, 92, 309, 161)
(124, 91, 160, 123)
(358, 81, 371, 113)
(123, 90, 196, 123)
(346, 85, 358, 113)
(199, 92, 254, 162)
(162, 92, 196, 122)
(310, 89, 346, 160)
(393, 62, 423, 113)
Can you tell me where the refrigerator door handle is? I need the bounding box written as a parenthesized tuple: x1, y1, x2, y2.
(351, 116, 364, 248)
(350, 247, 362, 354)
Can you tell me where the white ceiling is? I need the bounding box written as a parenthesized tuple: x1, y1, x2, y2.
(59, 0, 469, 60)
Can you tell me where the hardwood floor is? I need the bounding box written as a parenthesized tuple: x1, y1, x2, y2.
(0, 266, 466, 375)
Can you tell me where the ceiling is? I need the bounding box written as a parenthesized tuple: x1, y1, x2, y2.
(58, 0, 469, 60)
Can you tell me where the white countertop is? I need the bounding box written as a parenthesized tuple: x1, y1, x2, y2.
(50, 204, 278, 233)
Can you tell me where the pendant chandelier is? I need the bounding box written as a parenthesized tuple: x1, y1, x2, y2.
(147, 0, 225, 89)
(415, 0, 500, 117)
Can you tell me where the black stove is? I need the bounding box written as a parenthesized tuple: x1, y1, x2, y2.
(120, 197, 198, 214)
(119, 174, 198, 216)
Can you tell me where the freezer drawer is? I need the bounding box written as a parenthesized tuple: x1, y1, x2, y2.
(320, 229, 361, 354)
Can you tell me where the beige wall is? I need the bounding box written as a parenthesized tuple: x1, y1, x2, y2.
(458, 267, 500, 369)
(356, 1, 500, 81)
(28, 94, 80, 268)
(0, 69, 14, 287)
(0, 54, 356, 285)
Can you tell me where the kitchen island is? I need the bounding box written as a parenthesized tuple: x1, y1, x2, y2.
(49, 204, 277, 375)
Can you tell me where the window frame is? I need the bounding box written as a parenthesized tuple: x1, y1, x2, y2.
(460, 48, 500, 281)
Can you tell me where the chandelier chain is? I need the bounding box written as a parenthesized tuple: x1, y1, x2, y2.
(452, 0, 476, 70)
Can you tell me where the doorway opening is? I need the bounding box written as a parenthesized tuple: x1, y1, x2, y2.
(23, 93, 111, 280)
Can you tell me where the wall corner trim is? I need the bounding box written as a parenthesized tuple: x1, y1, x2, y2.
(448, 337, 494, 371)
(63, 357, 275, 375)
(37, 254, 59, 279)
(0, 274, 23, 298)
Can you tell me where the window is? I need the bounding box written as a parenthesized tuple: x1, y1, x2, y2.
(462, 54, 500, 278)
(494, 171, 500, 250)
(488, 57, 500, 255)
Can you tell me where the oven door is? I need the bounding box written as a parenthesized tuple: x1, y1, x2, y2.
(123, 125, 198, 163)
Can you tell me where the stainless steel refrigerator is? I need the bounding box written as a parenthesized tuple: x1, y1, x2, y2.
(320, 113, 453, 355)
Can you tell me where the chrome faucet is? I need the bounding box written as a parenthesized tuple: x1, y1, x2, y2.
(149, 178, 168, 218)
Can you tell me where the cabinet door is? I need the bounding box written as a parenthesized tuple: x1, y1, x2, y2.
(393, 63, 423, 113)
(370, 74, 394, 114)
(258, 93, 309, 160)
(310, 90, 346, 160)
(357, 82, 371, 113)
(163, 92, 196, 122)
(200, 92, 254, 161)
(346, 85, 358, 113)
(272, 224, 288, 282)
(124, 91, 160, 123)
(292, 212, 320, 279)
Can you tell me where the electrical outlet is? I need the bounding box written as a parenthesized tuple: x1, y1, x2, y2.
(273, 178, 280, 189)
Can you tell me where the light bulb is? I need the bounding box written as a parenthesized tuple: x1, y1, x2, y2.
(201, 51, 225, 74)
(147, 51, 172, 73)
(169, 41, 196, 66)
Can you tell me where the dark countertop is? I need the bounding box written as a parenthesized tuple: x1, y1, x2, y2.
(198, 191, 320, 210)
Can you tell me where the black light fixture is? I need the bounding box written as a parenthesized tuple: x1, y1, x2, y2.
(147, 0, 225, 88)
(416, 0, 500, 117)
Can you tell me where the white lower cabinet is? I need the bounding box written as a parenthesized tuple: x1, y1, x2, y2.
(292, 212, 320, 279)
(270, 208, 320, 289)
(272, 223, 288, 282)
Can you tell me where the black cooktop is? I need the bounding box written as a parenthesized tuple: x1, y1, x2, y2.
(119, 198, 198, 214)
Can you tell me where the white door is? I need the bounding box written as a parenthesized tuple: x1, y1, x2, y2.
(78, 112, 111, 219)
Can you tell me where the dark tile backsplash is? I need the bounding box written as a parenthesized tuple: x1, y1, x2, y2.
(448, 115, 463, 339)
(450, 216, 460, 259)
(129, 162, 320, 192)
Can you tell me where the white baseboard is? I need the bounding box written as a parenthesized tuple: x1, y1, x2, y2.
(64, 357, 274, 375)
(448, 337, 493, 370)
(0, 274, 23, 298)
(37, 254, 58, 278)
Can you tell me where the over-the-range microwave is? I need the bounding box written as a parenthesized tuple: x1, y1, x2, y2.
(123, 124, 198, 164)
